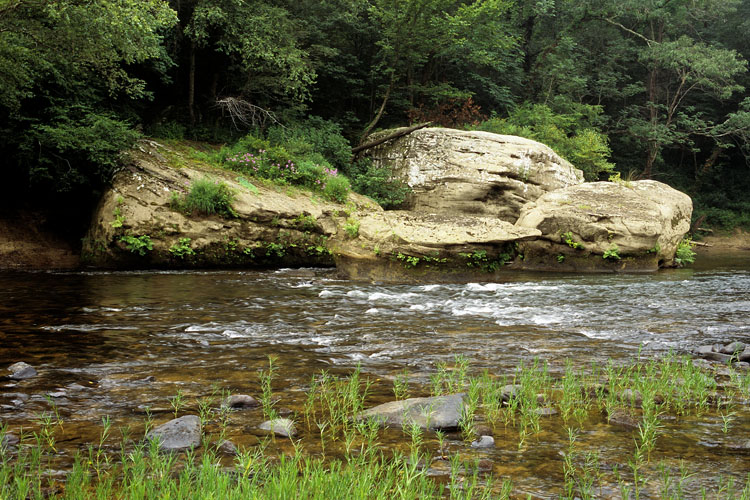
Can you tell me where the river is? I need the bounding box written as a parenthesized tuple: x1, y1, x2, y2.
(1, 251, 749, 497)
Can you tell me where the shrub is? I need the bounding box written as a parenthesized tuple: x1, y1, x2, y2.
(169, 237, 195, 258)
(469, 101, 614, 181)
(675, 238, 696, 266)
(175, 177, 236, 218)
(348, 159, 411, 209)
(120, 235, 153, 256)
(323, 173, 350, 203)
(602, 245, 621, 260)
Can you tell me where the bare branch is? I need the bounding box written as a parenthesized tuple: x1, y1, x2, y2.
(214, 97, 282, 130)
(604, 18, 653, 46)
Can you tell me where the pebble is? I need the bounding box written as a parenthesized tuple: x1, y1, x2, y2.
(258, 418, 296, 437)
(8, 362, 37, 380)
(223, 394, 259, 409)
(470, 435, 495, 448)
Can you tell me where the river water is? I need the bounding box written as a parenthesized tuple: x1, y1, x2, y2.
(1, 251, 749, 497)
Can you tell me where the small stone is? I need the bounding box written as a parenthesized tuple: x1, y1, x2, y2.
(2, 433, 19, 447)
(703, 352, 733, 363)
(535, 407, 558, 417)
(357, 394, 465, 431)
(607, 409, 639, 429)
(8, 362, 37, 380)
(474, 424, 492, 436)
(725, 440, 750, 452)
(735, 362, 750, 371)
(146, 415, 201, 452)
(217, 440, 238, 455)
(470, 435, 495, 448)
(501, 385, 522, 402)
(141, 376, 156, 383)
(620, 389, 643, 408)
(223, 394, 260, 409)
(720, 342, 746, 355)
(738, 347, 750, 363)
(258, 418, 296, 437)
(693, 345, 715, 356)
(47, 391, 66, 398)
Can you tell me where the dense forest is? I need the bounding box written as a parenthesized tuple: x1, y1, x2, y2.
(2, 0, 749, 239)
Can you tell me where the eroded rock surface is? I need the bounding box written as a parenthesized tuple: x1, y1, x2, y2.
(515, 180, 692, 271)
(83, 140, 379, 269)
(367, 128, 584, 222)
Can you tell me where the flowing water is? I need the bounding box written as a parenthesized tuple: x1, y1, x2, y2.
(1, 251, 749, 497)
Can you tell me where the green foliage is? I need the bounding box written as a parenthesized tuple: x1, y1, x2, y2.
(119, 235, 153, 256)
(459, 249, 512, 272)
(603, 245, 621, 261)
(343, 218, 360, 238)
(236, 176, 259, 194)
(323, 175, 350, 204)
(470, 102, 615, 181)
(266, 117, 352, 172)
(347, 159, 411, 209)
(173, 178, 236, 218)
(675, 238, 696, 266)
(169, 238, 195, 259)
(561, 232, 583, 250)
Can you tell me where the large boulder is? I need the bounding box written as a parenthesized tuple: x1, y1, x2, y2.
(332, 210, 540, 281)
(83, 140, 379, 269)
(515, 180, 692, 271)
(366, 128, 584, 222)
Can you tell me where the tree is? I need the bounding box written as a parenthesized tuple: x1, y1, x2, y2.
(603, 0, 747, 178)
(0, 0, 177, 198)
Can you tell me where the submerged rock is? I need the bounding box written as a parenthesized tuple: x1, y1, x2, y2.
(146, 415, 201, 452)
(258, 418, 296, 437)
(217, 439, 238, 455)
(471, 435, 495, 448)
(2, 433, 19, 448)
(357, 394, 465, 431)
(8, 362, 37, 380)
(223, 394, 259, 409)
(607, 409, 640, 429)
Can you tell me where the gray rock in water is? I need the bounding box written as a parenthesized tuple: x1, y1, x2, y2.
(217, 440, 238, 455)
(694, 345, 715, 356)
(620, 389, 643, 408)
(146, 415, 201, 452)
(223, 394, 259, 409)
(719, 342, 746, 355)
(258, 418, 296, 437)
(8, 362, 37, 380)
(2, 433, 20, 447)
(738, 347, 750, 363)
(357, 393, 465, 431)
(471, 435, 495, 448)
(703, 352, 733, 363)
(535, 407, 558, 417)
(501, 385, 522, 402)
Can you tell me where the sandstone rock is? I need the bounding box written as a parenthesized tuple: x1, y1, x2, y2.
(515, 180, 692, 271)
(83, 140, 377, 269)
(258, 418, 296, 437)
(146, 415, 201, 452)
(223, 394, 259, 409)
(357, 394, 465, 431)
(333, 211, 539, 281)
(367, 128, 584, 222)
(8, 362, 37, 380)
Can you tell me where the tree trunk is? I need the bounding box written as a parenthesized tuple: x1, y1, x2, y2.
(188, 40, 196, 126)
(359, 75, 394, 145)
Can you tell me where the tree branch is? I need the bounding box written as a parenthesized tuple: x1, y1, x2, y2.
(352, 122, 432, 156)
